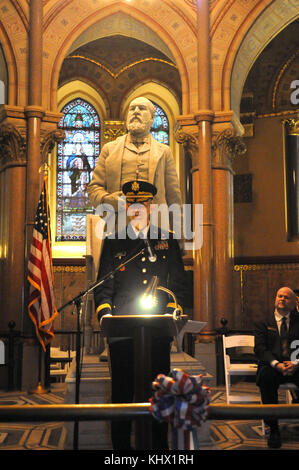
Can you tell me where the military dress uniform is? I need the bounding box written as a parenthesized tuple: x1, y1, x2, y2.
(94, 180, 187, 450)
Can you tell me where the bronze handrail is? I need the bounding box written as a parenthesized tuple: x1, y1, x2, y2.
(1, 403, 299, 421)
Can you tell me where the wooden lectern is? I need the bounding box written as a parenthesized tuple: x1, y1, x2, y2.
(100, 314, 188, 450)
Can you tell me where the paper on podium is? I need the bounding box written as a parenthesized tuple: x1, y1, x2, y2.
(176, 320, 207, 352)
(181, 320, 207, 334)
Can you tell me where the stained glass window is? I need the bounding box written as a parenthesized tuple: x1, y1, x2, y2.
(56, 98, 100, 241)
(150, 102, 169, 145)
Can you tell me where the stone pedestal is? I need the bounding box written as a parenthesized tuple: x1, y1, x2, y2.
(64, 351, 213, 450)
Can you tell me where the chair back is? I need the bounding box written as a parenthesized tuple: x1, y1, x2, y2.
(222, 334, 255, 368)
(223, 334, 255, 349)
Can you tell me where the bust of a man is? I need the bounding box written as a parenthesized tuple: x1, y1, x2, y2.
(126, 96, 155, 141)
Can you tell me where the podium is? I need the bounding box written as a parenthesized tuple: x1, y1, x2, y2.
(100, 314, 188, 449)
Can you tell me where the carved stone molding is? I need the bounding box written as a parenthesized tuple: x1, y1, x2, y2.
(0, 123, 26, 171)
(104, 121, 126, 143)
(212, 128, 247, 171)
(283, 117, 299, 136)
(40, 128, 65, 163)
(174, 125, 198, 167)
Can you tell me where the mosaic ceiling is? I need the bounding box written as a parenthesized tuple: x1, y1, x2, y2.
(242, 19, 299, 115)
(59, 35, 182, 119)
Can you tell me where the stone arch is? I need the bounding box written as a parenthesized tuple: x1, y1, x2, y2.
(57, 80, 108, 122)
(0, 20, 18, 106)
(46, 2, 192, 114)
(226, 0, 299, 118)
(67, 12, 176, 63)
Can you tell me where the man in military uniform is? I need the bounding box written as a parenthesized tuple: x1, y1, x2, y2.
(94, 180, 187, 450)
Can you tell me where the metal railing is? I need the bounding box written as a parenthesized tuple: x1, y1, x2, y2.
(1, 403, 299, 422)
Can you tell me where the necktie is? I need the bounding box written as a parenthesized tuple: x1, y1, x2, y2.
(280, 316, 289, 359)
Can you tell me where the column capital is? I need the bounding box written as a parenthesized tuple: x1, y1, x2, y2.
(0, 122, 27, 171)
(174, 124, 198, 148)
(174, 123, 198, 169)
(213, 110, 245, 137)
(40, 128, 65, 164)
(212, 127, 247, 172)
(283, 115, 299, 136)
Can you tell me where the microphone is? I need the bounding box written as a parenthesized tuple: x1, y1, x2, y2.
(144, 238, 157, 262)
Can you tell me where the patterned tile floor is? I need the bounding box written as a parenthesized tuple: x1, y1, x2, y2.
(0, 383, 67, 451)
(0, 382, 299, 451)
(209, 384, 299, 451)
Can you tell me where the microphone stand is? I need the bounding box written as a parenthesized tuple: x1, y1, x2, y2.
(57, 244, 147, 450)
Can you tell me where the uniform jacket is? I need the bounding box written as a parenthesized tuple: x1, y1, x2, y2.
(87, 134, 182, 209)
(94, 225, 187, 318)
(254, 311, 299, 383)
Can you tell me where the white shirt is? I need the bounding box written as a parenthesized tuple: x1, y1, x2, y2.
(130, 223, 149, 239)
(274, 310, 290, 334)
(271, 310, 291, 367)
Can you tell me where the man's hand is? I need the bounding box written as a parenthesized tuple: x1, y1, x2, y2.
(282, 361, 299, 376)
(276, 361, 299, 376)
(275, 362, 287, 374)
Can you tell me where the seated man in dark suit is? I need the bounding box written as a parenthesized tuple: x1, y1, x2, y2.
(254, 286, 299, 449)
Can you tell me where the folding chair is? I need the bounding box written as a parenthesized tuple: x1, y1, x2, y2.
(223, 335, 299, 436)
(222, 334, 259, 403)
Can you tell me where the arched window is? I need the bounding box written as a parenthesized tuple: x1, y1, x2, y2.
(150, 102, 169, 145)
(56, 98, 100, 241)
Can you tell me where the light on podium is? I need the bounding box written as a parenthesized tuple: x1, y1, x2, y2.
(140, 275, 159, 309)
(140, 275, 181, 319)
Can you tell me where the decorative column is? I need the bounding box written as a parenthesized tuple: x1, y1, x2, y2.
(19, 0, 45, 390)
(0, 115, 26, 330)
(282, 116, 299, 240)
(24, 0, 44, 324)
(212, 118, 246, 328)
(194, 0, 214, 329)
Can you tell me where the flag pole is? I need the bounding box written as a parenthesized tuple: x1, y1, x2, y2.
(29, 345, 49, 394)
(28, 162, 52, 395)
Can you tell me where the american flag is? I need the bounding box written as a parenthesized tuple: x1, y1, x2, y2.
(27, 176, 58, 351)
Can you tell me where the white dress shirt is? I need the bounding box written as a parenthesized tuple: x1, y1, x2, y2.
(271, 310, 290, 368)
(130, 223, 149, 239)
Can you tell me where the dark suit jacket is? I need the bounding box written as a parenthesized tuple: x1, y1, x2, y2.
(94, 225, 188, 318)
(254, 310, 299, 384)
